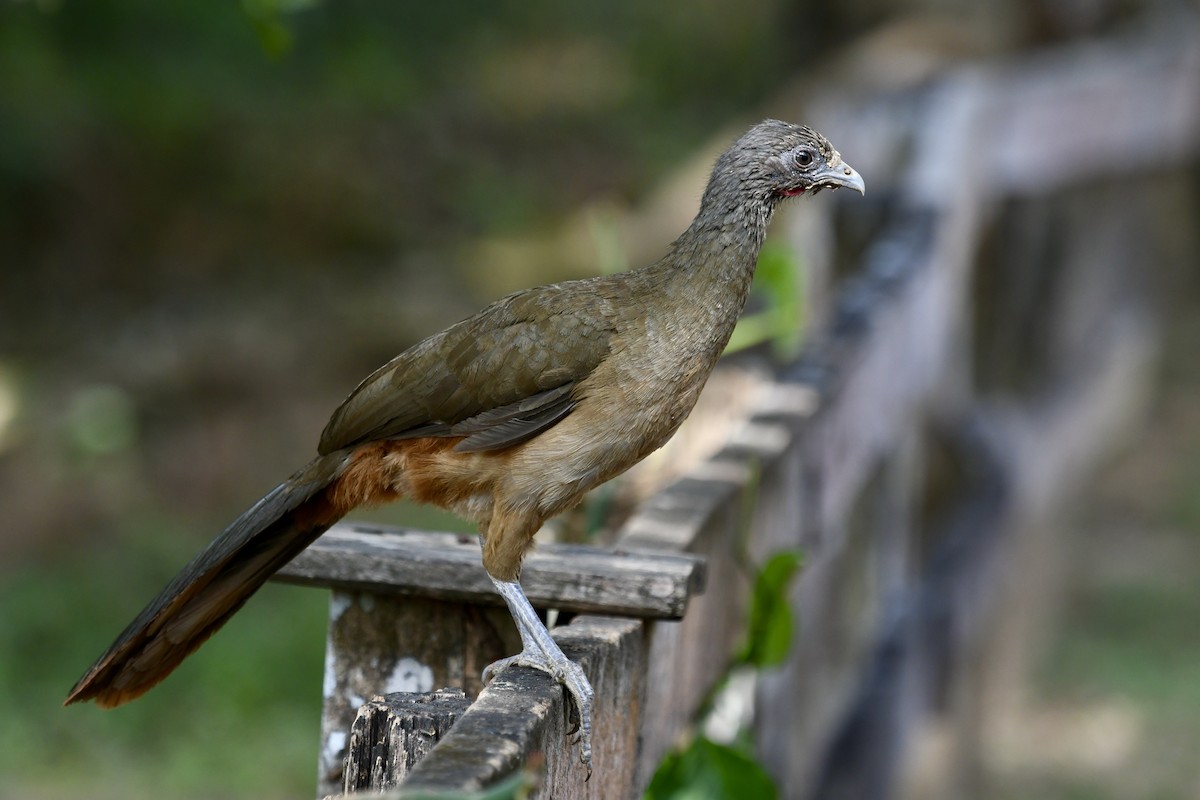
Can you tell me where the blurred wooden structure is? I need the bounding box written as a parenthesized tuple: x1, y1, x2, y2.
(273, 20, 1200, 800)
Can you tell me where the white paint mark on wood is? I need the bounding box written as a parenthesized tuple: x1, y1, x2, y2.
(330, 592, 351, 622)
(326, 730, 346, 759)
(322, 644, 336, 698)
(386, 657, 435, 694)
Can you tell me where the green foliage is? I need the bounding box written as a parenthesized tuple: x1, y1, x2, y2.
(65, 384, 138, 458)
(0, 523, 327, 799)
(242, 0, 318, 59)
(1044, 579, 1200, 711)
(736, 549, 805, 669)
(0, 0, 795, 259)
(1170, 453, 1200, 532)
(645, 736, 777, 800)
(726, 242, 807, 359)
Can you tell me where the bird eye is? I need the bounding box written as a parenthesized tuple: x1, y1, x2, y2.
(794, 149, 814, 168)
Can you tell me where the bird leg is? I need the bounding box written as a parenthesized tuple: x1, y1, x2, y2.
(482, 571, 594, 776)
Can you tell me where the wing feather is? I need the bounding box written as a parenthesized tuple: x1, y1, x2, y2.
(317, 282, 617, 454)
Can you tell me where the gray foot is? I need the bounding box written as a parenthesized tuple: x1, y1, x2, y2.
(486, 575, 595, 778)
(484, 648, 594, 775)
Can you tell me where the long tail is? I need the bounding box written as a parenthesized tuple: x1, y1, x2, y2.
(65, 452, 350, 708)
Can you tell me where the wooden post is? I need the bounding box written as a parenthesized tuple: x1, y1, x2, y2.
(275, 528, 705, 797)
(343, 690, 472, 793)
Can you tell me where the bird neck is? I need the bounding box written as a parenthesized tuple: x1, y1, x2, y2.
(628, 187, 777, 360)
(663, 186, 776, 300)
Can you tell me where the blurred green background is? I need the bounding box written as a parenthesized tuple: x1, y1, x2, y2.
(1, 1, 1197, 798)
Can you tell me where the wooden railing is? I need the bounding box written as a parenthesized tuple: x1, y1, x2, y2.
(273, 18, 1200, 800)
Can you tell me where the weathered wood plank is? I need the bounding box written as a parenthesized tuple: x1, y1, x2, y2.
(275, 524, 706, 619)
(343, 689, 472, 793)
(390, 617, 647, 800)
(752, 62, 989, 795)
(985, 29, 1200, 195)
(316, 591, 519, 794)
(762, 26, 1192, 798)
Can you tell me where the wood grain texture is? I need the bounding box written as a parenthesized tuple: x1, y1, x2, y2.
(276, 524, 706, 619)
(394, 617, 646, 799)
(315, 590, 519, 795)
(343, 690, 472, 793)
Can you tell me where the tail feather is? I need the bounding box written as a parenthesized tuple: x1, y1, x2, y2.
(65, 453, 348, 708)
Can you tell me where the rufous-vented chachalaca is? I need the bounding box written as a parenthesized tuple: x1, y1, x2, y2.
(66, 120, 863, 774)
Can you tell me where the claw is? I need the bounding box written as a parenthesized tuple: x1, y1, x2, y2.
(481, 648, 594, 775)
(481, 655, 517, 685)
(486, 575, 595, 776)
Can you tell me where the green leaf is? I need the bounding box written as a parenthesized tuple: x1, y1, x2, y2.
(241, 0, 318, 58)
(736, 550, 804, 668)
(645, 736, 776, 800)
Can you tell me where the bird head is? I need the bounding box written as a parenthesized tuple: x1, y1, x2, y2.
(711, 119, 865, 205)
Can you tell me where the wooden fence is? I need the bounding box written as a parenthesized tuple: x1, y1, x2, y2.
(273, 19, 1200, 800)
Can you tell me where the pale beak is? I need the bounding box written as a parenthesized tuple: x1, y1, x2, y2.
(816, 161, 865, 195)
